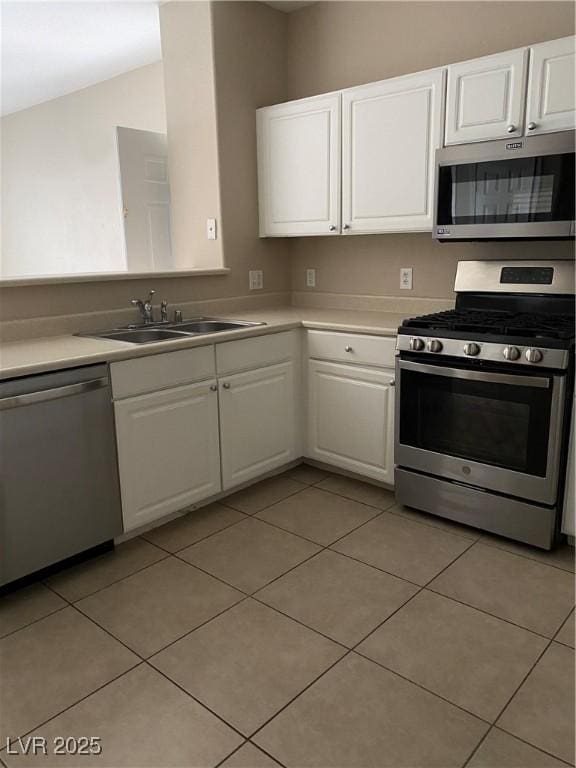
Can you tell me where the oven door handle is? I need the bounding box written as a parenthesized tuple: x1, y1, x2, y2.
(398, 360, 551, 389)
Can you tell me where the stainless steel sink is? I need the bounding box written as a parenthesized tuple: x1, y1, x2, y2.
(167, 320, 259, 334)
(95, 328, 190, 344)
(78, 317, 266, 344)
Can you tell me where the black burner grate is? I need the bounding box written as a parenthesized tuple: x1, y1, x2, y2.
(402, 310, 575, 340)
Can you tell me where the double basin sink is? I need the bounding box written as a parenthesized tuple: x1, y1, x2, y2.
(81, 318, 266, 344)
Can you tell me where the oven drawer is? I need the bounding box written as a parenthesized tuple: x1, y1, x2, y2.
(307, 330, 396, 367)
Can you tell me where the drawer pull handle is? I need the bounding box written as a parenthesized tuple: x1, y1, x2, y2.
(345, 345, 353, 353)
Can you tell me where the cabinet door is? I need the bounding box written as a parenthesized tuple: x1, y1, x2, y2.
(257, 94, 340, 237)
(341, 69, 445, 233)
(307, 360, 395, 484)
(115, 380, 221, 531)
(219, 362, 297, 489)
(526, 36, 576, 135)
(445, 48, 528, 144)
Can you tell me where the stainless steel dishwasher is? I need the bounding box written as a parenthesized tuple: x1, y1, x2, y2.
(0, 364, 123, 586)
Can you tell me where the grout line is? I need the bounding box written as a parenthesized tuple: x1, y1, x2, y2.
(7, 661, 146, 743)
(0, 601, 70, 641)
(386, 505, 483, 543)
(220, 480, 309, 517)
(424, 582, 566, 643)
(461, 725, 494, 768)
(491, 637, 553, 724)
(475, 537, 575, 576)
(145, 660, 249, 743)
(140, 510, 251, 555)
(489, 726, 575, 767)
(213, 741, 249, 768)
(247, 741, 288, 768)
(42, 546, 172, 605)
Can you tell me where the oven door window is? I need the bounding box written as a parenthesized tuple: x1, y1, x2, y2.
(437, 152, 575, 225)
(399, 368, 553, 475)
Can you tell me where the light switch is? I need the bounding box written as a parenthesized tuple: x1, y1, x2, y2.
(400, 267, 413, 290)
(249, 270, 263, 290)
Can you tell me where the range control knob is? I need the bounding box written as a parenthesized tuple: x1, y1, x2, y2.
(463, 342, 480, 357)
(503, 346, 521, 361)
(525, 348, 543, 364)
(427, 339, 443, 353)
(409, 337, 425, 351)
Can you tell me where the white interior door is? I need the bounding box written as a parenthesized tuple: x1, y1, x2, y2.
(307, 360, 395, 484)
(219, 362, 297, 489)
(257, 94, 341, 237)
(526, 36, 576, 135)
(116, 126, 172, 272)
(445, 48, 528, 144)
(341, 68, 445, 233)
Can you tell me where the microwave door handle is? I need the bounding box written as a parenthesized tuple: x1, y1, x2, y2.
(398, 360, 550, 389)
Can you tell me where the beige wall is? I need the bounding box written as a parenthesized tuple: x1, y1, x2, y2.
(287, 1, 576, 299)
(1, 62, 166, 279)
(0, 1, 290, 322)
(160, 1, 223, 270)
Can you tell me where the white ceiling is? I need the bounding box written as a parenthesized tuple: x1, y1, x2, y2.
(1, 2, 162, 116)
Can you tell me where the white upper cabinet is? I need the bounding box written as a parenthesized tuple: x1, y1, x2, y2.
(341, 68, 446, 233)
(526, 36, 576, 135)
(445, 48, 528, 144)
(257, 94, 341, 237)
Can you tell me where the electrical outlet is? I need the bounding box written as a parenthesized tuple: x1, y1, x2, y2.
(249, 270, 263, 290)
(400, 267, 413, 290)
(306, 268, 316, 288)
(206, 218, 217, 240)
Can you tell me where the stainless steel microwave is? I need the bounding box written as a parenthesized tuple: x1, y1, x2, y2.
(433, 131, 575, 241)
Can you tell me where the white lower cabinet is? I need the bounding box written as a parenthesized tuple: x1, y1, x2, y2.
(219, 361, 297, 490)
(114, 379, 221, 532)
(307, 359, 395, 484)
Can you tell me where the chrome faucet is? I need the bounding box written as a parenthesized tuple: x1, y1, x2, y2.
(130, 290, 155, 324)
(160, 300, 168, 323)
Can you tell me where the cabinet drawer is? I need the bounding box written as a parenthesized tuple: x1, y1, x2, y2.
(307, 330, 395, 368)
(111, 346, 215, 399)
(216, 330, 299, 375)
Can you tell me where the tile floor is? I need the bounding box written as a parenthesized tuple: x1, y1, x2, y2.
(0, 465, 574, 768)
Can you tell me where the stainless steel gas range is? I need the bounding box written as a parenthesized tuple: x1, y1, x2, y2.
(395, 260, 575, 550)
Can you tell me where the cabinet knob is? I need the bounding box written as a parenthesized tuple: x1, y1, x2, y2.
(209, 384, 217, 391)
(342, 224, 350, 231)
(222, 382, 231, 389)
(329, 225, 336, 232)
(345, 345, 353, 353)
(527, 122, 537, 131)
(390, 380, 395, 387)
(506, 124, 516, 133)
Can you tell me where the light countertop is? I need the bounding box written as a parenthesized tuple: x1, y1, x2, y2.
(0, 306, 418, 380)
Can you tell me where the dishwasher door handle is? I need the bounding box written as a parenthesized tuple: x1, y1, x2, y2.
(0, 377, 109, 411)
